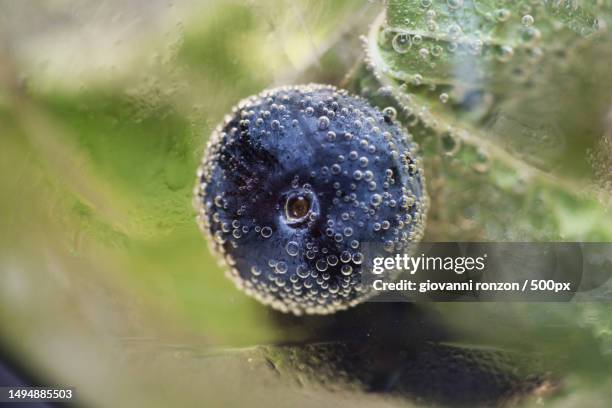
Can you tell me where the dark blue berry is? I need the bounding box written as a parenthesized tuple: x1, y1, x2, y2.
(194, 84, 428, 315)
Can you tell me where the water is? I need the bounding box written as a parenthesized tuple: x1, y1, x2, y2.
(0, 0, 611, 406)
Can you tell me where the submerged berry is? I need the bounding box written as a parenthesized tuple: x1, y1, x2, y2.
(194, 84, 428, 315)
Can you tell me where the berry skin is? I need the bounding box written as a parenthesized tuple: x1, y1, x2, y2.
(194, 84, 428, 315)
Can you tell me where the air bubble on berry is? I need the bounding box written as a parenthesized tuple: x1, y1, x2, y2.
(286, 241, 300, 257)
(318, 116, 331, 130)
(261, 227, 273, 238)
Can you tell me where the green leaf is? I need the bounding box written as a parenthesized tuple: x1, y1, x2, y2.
(365, 0, 612, 240)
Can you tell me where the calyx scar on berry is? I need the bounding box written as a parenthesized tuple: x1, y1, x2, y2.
(194, 84, 428, 315)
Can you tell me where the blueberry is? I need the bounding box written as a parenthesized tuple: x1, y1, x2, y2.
(194, 84, 428, 315)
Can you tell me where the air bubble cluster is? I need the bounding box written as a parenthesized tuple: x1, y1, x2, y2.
(194, 84, 428, 315)
(368, 0, 601, 120)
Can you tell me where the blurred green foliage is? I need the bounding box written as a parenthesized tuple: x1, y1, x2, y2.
(0, 0, 374, 347)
